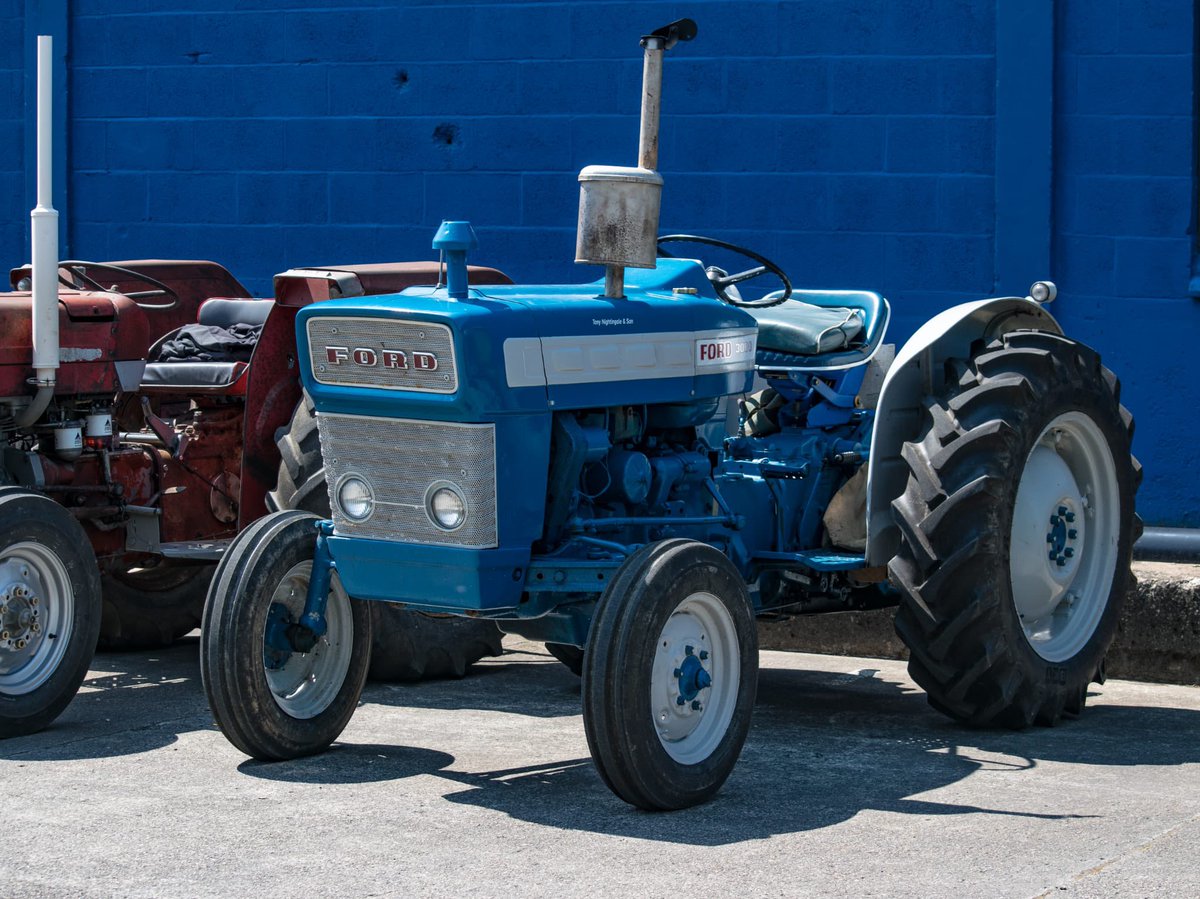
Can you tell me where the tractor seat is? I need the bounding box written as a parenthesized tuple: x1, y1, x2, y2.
(141, 298, 273, 390)
(748, 298, 865, 357)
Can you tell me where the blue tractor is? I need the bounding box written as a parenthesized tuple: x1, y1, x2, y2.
(201, 20, 1139, 810)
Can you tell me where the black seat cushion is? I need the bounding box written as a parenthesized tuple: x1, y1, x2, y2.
(141, 360, 246, 388)
(748, 300, 865, 356)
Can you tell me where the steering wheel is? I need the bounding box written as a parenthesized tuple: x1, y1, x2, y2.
(56, 261, 180, 310)
(657, 234, 792, 309)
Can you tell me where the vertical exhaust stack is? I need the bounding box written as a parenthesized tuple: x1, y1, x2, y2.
(17, 35, 59, 428)
(575, 19, 697, 299)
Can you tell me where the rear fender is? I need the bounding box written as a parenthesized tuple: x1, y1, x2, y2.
(237, 303, 302, 529)
(864, 297, 1062, 567)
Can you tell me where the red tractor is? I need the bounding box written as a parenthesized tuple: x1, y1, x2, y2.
(0, 254, 512, 738)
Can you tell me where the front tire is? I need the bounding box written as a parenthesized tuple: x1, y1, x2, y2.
(890, 331, 1139, 728)
(200, 510, 371, 760)
(0, 491, 102, 738)
(582, 539, 757, 810)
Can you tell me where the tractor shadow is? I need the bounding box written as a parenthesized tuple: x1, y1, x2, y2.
(431, 664, 1200, 845)
(0, 637, 209, 761)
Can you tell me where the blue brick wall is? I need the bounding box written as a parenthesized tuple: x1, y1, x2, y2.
(1053, 0, 1200, 526)
(0, 0, 23, 265)
(0, 0, 1196, 525)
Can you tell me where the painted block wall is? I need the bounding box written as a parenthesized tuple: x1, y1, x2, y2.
(0, 0, 1196, 525)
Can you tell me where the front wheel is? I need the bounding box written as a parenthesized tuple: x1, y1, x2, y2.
(200, 510, 371, 760)
(582, 539, 758, 810)
(890, 331, 1139, 728)
(0, 490, 102, 738)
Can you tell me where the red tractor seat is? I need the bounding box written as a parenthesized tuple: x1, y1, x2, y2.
(140, 298, 273, 392)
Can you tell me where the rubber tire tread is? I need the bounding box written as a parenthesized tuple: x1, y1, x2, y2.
(199, 510, 372, 760)
(97, 563, 214, 651)
(545, 642, 584, 677)
(0, 490, 103, 738)
(582, 539, 758, 810)
(267, 394, 503, 683)
(889, 331, 1139, 728)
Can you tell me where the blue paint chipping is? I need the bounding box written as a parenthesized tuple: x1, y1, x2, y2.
(1, 0, 1197, 525)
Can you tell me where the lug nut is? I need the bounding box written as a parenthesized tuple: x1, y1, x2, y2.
(673, 668, 682, 678)
(15, 639, 25, 650)
(1068, 529, 1078, 540)
(699, 650, 709, 660)
(691, 701, 702, 711)
(30, 597, 38, 606)
(1048, 550, 1058, 561)
(1058, 506, 1068, 517)
(1046, 533, 1054, 544)
(684, 645, 694, 656)
(676, 696, 686, 706)
(1056, 557, 1067, 567)
(1065, 512, 1076, 522)
(1063, 548, 1074, 558)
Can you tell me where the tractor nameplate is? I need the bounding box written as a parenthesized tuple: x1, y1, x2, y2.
(307, 317, 457, 393)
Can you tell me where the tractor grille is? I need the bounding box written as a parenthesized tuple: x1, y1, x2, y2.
(317, 413, 497, 548)
(306, 317, 457, 393)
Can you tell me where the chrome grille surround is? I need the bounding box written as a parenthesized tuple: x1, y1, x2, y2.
(307, 317, 457, 393)
(317, 413, 497, 548)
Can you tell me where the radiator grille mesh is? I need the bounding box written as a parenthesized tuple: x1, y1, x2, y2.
(317, 413, 497, 548)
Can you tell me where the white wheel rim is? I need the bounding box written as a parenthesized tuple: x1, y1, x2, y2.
(0, 542, 74, 695)
(650, 591, 740, 765)
(263, 562, 354, 719)
(1009, 411, 1120, 662)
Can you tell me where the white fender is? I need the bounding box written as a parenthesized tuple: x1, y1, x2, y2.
(864, 296, 1063, 567)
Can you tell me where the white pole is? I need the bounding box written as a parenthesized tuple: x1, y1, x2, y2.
(30, 34, 59, 382)
(18, 35, 59, 428)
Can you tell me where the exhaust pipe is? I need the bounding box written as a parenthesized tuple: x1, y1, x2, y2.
(17, 34, 59, 429)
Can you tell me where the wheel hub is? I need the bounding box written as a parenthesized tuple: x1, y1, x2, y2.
(0, 569, 46, 667)
(654, 622, 714, 743)
(0, 545, 72, 694)
(1009, 414, 1119, 663)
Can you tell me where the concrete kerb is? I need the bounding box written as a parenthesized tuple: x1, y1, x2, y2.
(759, 561, 1200, 686)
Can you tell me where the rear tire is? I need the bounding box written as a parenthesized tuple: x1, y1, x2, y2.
(97, 562, 213, 651)
(890, 331, 1139, 728)
(268, 393, 502, 683)
(582, 539, 757, 810)
(200, 510, 371, 760)
(0, 491, 102, 738)
(545, 642, 584, 677)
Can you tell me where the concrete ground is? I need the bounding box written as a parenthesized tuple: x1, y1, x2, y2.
(2, 638, 1198, 899)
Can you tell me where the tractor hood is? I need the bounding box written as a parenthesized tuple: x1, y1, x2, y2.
(296, 258, 758, 421)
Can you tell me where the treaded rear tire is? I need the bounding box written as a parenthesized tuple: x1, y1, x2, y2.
(97, 562, 213, 651)
(889, 331, 1140, 728)
(545, 642, 584, 677)
(267, 393, 503, 682)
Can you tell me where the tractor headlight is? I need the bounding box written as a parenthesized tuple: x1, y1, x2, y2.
(337, 475, 374, 521)
(426, 482, 468, 531)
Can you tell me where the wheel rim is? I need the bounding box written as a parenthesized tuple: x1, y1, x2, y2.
(261, 562, 354, 720)
(1009, 411, 1120, 662)
(0, 542, 75, 695)
(650, 591, 740, 765)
